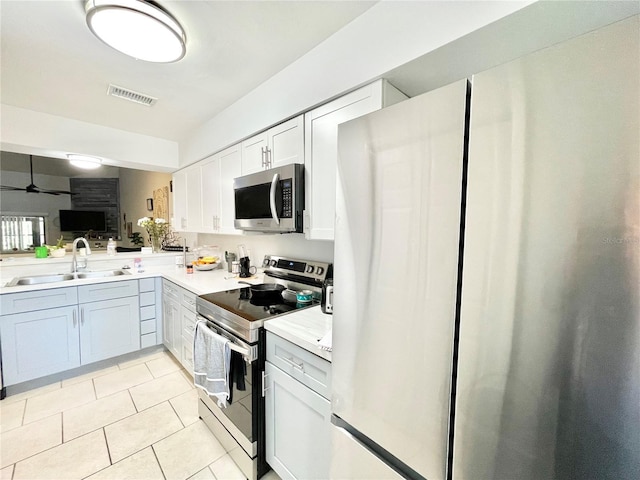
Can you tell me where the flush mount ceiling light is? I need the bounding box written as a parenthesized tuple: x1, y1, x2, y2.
(85, 0, 186, 63)
(68, 154, 102, 170)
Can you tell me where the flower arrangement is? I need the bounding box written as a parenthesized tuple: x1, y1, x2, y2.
(137, 217, 170, 251)
(46, 236, 67, 257)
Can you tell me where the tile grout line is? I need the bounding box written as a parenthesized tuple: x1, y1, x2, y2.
(102, 427, 113, 466)
(126, 388, 139, 414)
(167, 397, 186, 428)
(150, 445, 168, 480)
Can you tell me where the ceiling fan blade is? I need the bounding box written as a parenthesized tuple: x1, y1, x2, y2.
(3, 156, 76, 195)
(38, 187, 75, 195)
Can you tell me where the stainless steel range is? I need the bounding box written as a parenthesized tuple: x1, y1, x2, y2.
(196, 254, 332, 480)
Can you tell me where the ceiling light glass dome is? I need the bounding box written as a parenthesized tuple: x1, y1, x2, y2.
(85, 0, 186, 63)
(68, 154, 102, 170)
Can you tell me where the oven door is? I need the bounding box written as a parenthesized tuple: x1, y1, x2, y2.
(197, 315, 263, 457)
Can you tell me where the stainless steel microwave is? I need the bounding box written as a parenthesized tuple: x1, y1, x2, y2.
(233, 163, 304, 233)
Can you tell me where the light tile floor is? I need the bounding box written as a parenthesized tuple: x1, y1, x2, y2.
(0, 350, 281, 480)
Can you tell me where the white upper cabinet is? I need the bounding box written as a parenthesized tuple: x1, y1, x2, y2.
(240, 131, 269, 175)
(185, 165, 203, 232)
(173, 162, 205, 233)
(200, 154, 221, 232)
(172, 80, 403, 236)
(304, 79, 407, 240)
(217, 144, 242, 234)
(241, 115, 304, 175)
(172, 169, 187, 231)
(201, 144, 242, 234)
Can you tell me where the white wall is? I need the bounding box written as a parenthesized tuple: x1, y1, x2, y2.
(180, 1, 533, 165)
(197, 233, 335, 268)
(118, 168, 171, 247)
(0, 105, 179, 172)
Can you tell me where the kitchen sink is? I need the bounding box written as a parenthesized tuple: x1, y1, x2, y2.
(7, 273, 76, 286)
(76, 270, 130, 279)
(6, 269, 130, 287)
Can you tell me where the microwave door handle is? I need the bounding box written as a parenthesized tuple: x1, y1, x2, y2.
(269, 173, 280, 225)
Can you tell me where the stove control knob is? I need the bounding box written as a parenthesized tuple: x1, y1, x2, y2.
(316, 267, 325, 275)
(306, 265, 315, 274)
(270, 260, 277, 267)
(263, 258, 270, 267)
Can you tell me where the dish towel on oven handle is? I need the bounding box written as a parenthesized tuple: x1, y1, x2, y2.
(193, 320, 231, 408)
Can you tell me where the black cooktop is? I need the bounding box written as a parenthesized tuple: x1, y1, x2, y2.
(198, 287, 319, 322)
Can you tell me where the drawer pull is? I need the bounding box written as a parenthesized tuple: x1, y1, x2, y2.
(284, 356, 305, 372)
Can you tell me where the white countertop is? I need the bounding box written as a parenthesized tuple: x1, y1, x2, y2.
(265, 305, 332, 362)
(0, 252, 330, 360)
(0, 252, 264, 295)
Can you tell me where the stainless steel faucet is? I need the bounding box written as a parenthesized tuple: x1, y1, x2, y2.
(71, 237, 92, 273)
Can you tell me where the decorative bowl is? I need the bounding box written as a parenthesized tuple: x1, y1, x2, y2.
(193, 262, 220, 271)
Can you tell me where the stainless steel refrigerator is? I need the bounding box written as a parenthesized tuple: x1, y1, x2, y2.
(331, 15, 639, 480)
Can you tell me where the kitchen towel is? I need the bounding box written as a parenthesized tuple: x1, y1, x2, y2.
(318, 328, 332, 351)
(193, 320, 231, 407)
(227, 350, 247, 404)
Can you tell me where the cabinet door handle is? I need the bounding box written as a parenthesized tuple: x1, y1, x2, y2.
(73, 309, 77, 327)
(261, 147, 266, 168)
(80, 308, 85, 325)
(266, 147, 272, 168)
(262, 370, 269, 397)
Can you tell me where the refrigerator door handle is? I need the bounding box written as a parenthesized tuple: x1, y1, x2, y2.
(331, 415, 426, 480)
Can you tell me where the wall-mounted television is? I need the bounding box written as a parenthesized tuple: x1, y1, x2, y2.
(59, 210, 106, 232)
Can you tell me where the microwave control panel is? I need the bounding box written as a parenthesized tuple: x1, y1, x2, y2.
(281, 179, 292, 218)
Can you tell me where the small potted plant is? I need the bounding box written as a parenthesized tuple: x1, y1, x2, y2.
(47, 236, 67, 258)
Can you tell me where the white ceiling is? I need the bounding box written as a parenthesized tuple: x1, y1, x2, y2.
(0, 0, 375, 143)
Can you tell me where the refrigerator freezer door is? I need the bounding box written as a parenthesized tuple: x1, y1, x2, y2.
(330, 425, 405, 480)
(332, 79, 469, 478)
(454, 15, 640, 480)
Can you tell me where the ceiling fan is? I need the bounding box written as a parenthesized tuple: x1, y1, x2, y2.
(0, 155, 75, 196)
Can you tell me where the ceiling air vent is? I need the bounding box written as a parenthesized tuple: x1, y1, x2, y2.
(107, 84, 157, 106)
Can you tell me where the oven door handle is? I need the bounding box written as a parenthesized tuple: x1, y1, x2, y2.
(196, 315, 256, 362)
(269, 173, 280, 225)
(228, 342, 250, 357)
(198, 313, 247, 344)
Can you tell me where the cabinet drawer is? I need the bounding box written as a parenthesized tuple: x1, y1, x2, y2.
(181, 309, 196, 341)
(140, 305, 155, 321)
(1, 286, 78, 315)
(267, 332, 331, 399)
(162, 280, 180, 301)
(181, 291, 197, 312)
(139, 278, 155, 293)
(141, 319, 156, 335)
(78, 280, 138, 303)
(139, 291, 155, 307)
(141, 332, 157, 349)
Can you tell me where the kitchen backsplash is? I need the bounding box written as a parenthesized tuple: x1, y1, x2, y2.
(196, 233, 334, 266)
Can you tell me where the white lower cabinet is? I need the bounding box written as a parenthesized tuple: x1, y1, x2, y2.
(139, 277, 162, 349)
(79, 296, 140, 364)
(265, 332, 331, 479)
(162, 279, 181, 361)
(0, 305, 80, 385)
(0, 280, 142, 386)
(161, 279, 196, 374)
